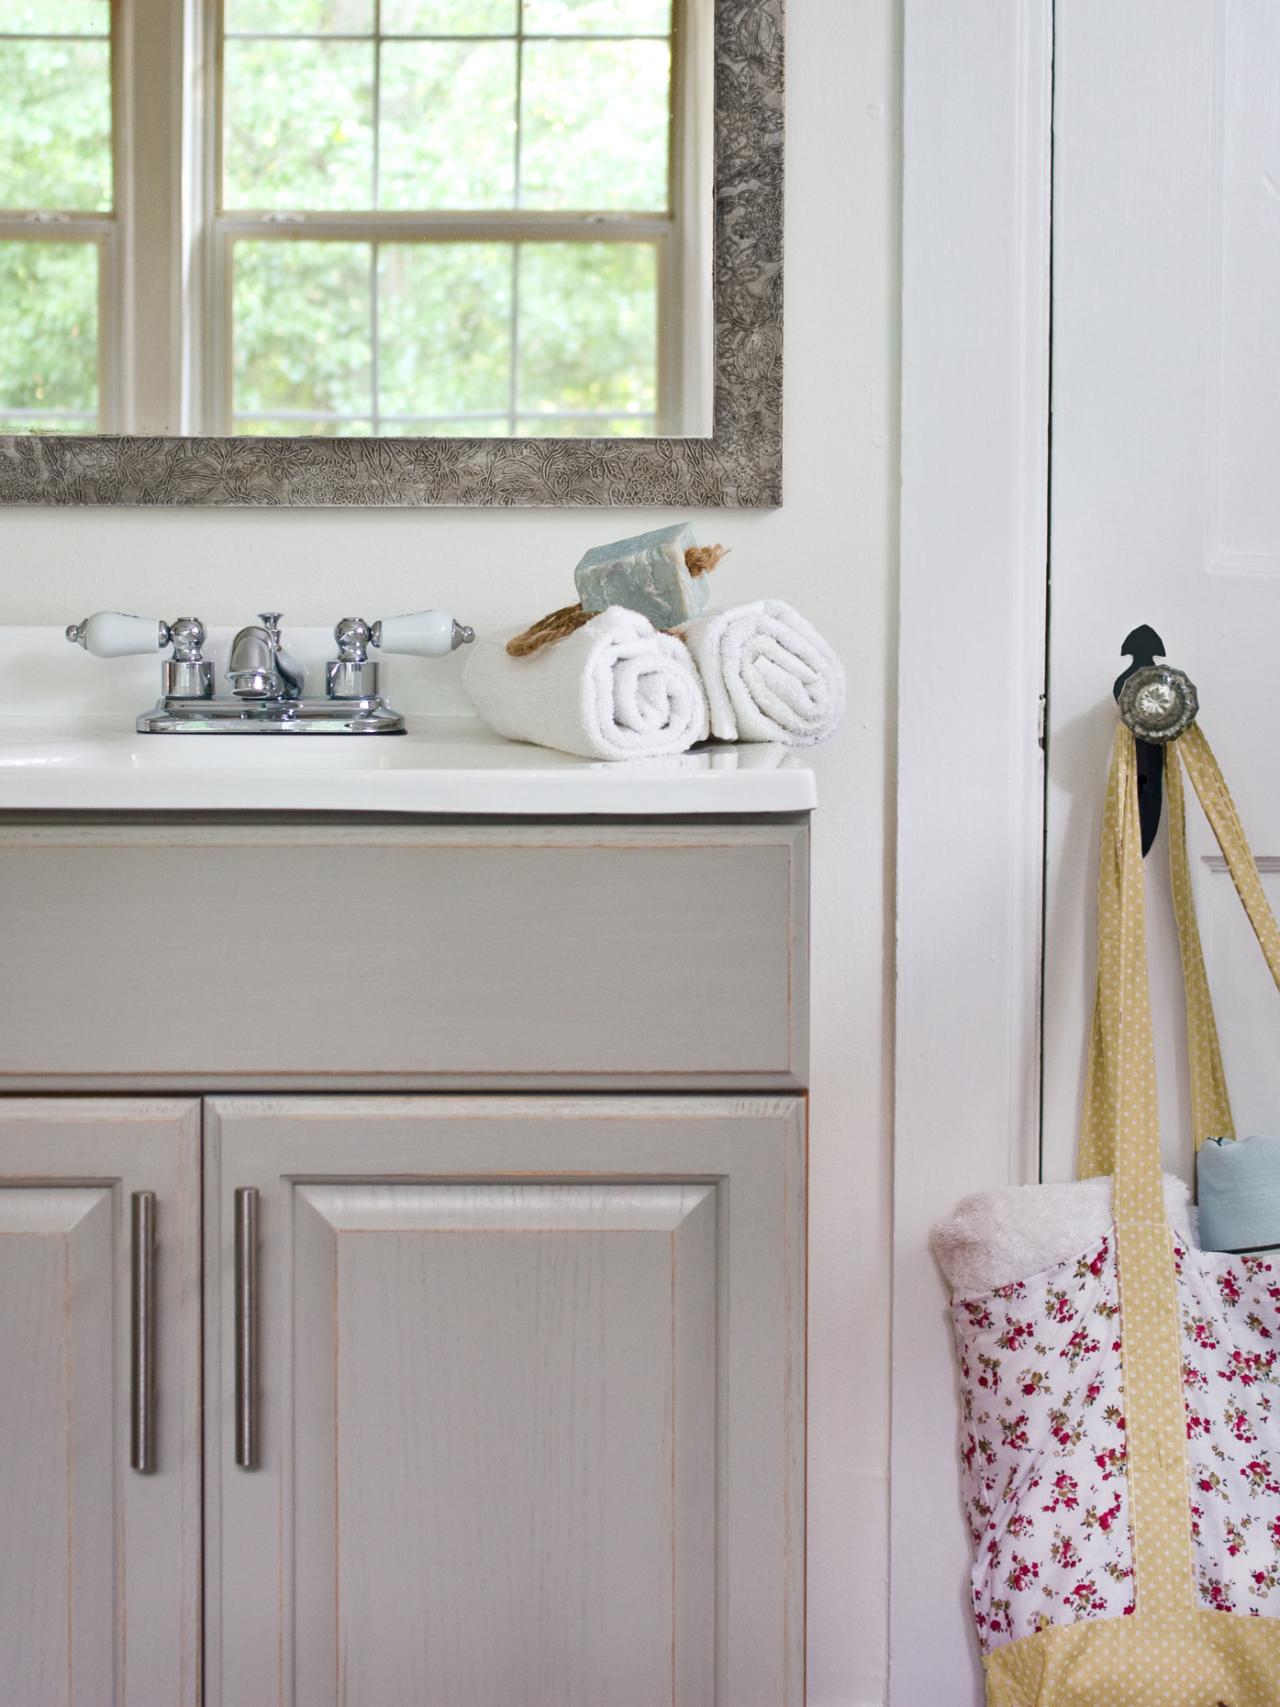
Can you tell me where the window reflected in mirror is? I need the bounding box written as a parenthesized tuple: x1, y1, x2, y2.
(0, 0, 713, 439)
(0, 0, 110, 434)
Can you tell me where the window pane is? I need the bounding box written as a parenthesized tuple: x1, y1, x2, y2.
(381, 1, 517, 32)
(517, 415, 651, 436)
(233, 241, 372, 419)
(0, 41, 112, 211)
(0, 240, 98, 419)
(517, 241, 656, 416)
(233, 417, 374, 435)
(520, 40, 668, 210)
(378, 244, 512, 415)
(376, 417, 511, 436)
(222, 41, 374, 209)
(522, 0, 670, 34)
(0, 416, 95, 432)
(0, 1, 109, 34)
(379, 42, 515, 209)
(224, 1, 373, 33)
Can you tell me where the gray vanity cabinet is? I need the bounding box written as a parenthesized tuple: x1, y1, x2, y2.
(0, 813, 808, 1704)
(0, 1099, 202, 1707)
(204, 1096, 806, 1707)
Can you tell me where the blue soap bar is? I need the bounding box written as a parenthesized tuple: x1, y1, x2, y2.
(1197, 1135, 1280, 1253)
(574, 522, 710, 630)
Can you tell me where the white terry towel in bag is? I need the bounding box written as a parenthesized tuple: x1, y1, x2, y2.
(463, 606, 709, 761)
(681, 598, 846, 745)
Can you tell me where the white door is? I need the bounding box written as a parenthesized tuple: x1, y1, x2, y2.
(896, 6, 1280, 1703)
(1044, 0, 1280, 1185)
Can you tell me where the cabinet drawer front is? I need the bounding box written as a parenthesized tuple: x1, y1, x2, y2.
(0, 820, 807, 1088)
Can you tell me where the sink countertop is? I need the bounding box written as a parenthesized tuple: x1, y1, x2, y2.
(0, 715, 816, 816)
(0, 628, 815, 815)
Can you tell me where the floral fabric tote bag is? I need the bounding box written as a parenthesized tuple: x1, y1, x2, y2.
(932, 722, 1280, 1705)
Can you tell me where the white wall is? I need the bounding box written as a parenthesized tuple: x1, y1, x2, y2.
(0, 4, 901, 1699)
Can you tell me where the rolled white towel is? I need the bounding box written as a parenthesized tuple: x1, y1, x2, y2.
(463, 606, 709, 761)
(681, 599, 846, 746)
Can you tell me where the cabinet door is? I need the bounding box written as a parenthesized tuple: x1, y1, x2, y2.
(0, 1099, 201, 1707)
(206, 1097, 805, 1707)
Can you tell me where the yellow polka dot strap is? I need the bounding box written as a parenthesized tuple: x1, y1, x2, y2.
(1079, 722, 1280, 1174)
(1078, 725, 1162, 1207)
(984, 723, 1280, 1704)
(1177, 724, 1280, 997)
(1165, 747, 1236, 1151)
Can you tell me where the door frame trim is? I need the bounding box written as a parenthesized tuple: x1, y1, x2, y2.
(891, 4, 1053, 1701)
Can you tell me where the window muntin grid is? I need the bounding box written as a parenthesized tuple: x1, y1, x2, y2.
(219, 0, 674, 437)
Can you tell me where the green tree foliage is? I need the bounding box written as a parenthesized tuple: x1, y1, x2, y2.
(0, 39, 111, 211)
(231, 236, 658, 434)
(0, 241, 97, 419)
(522, 0, 671, 38)
(379, 41, 516, 209)
(223, 40, 375, 209)
(225, 0, 372, 30)
(0, 8, 109, 428)
(520, 39, 669, 210)
(233, 240, 372, 417)
(0, 2, 109, 34)
(382, 1, 517, 33)
(378, 243, 512, 416)
(518, 242, 656, 415)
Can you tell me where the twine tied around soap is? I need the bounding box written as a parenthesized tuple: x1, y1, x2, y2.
(505, 544, 729, 657)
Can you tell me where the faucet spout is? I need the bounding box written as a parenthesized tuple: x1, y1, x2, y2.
(227, 613, 305, 701)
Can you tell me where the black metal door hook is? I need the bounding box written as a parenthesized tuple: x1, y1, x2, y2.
(1113, 626, 1167, 856)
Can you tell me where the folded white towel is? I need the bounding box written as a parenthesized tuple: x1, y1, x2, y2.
(464, 606, 709, 761)
(681, 599, 846, 746)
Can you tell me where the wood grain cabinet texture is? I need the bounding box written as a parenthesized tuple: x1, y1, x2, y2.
(206, 1096, 806, 1707)
(0, 816, 809, 1091)
(0, 1099, 202, 1707)
(0, 816, 808, 1706)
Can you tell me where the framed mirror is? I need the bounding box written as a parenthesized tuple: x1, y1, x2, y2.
(0, 0, 781, 506)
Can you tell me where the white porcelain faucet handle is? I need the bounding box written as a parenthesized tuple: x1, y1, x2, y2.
(65, 611, 171, 658)
(371, 610, 476, 657)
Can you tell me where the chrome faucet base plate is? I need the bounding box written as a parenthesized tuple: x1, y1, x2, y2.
(137, 696, 407, 735)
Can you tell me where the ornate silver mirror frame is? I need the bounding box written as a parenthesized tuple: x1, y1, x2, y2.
(0, 0, 782, 509)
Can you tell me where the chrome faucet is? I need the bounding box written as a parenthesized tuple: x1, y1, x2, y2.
(227, 612, 305, 702)
(66, 607, 474, 734)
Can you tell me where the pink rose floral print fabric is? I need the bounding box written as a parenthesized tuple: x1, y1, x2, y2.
(952, 1236, 1134, 1651)
(951, 1230, 1280, 1654)
(1178, 1241, 1280, 1614)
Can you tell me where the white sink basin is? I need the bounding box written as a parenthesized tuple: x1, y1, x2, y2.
(0, 715, 817, 815)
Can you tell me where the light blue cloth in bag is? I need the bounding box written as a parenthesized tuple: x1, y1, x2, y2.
(1198, 1136, 1280, 1253)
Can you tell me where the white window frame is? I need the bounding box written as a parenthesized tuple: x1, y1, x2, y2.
(118, 0, 196, 432)
(196, 0, 708, 438)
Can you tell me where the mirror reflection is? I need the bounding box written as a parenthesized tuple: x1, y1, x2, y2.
(0, 0, 713, 439)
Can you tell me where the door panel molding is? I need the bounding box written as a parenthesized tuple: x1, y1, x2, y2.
(893, 3, 1054, 1702)
(204, 1095, 805, 1707)
(0, 1099, 202, 1707)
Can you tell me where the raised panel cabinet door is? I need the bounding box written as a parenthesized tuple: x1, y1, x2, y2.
(0, 1099, 202, 1707)
(205, 1096, 806, 1707)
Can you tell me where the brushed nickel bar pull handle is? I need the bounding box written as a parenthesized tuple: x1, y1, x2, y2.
(130, 1191, 157, 1474)
(234, 1187, 261, 1471)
